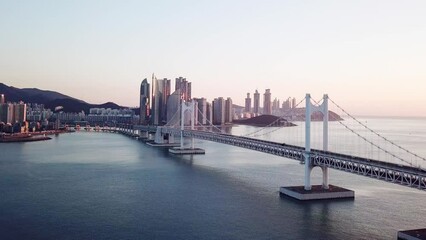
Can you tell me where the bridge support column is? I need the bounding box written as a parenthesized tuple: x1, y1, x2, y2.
(148, 127, 180, 147)
(322, 94, 329, 190)
(139, 131, 148, 139)
(280, 93, 354, 200)
(304, 153, 313, 191)
(322, 167, 329, 189)
(169, 100, 205, 155)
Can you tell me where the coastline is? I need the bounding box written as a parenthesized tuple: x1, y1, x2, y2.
(0, 130, 68, 143)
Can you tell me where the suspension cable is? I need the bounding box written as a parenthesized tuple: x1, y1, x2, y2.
(328, 97, 426, 164)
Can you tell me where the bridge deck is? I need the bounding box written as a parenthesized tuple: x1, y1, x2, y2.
(134, 126, 426, 191)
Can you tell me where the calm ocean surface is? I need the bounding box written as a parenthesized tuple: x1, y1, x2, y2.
(1, 117, 425, 239)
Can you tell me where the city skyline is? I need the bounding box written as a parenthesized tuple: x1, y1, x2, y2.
(1, 1, 426, 117)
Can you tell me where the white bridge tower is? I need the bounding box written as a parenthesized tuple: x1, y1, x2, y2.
(304, 93, 329, 190)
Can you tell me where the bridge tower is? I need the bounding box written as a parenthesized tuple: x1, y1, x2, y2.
(304, 93, 329, 190)
(180, 100, 196, 149)
(169, 100, 205, 154)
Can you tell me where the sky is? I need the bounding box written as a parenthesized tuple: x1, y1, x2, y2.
(1, 0, 426, 116)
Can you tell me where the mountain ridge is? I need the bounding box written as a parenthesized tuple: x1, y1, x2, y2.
(0, 83, 127, 113)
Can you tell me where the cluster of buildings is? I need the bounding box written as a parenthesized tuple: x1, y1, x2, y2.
(139, 74, 234, 126)
(1, 76, 301, 132)
(0, 91, 138, 133)
(243, 90, 297, 117)
(0, 94, 27, 124)
(0, 94, 29, 132)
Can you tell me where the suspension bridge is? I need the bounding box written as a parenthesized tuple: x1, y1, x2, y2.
(117, 93, 426, 198)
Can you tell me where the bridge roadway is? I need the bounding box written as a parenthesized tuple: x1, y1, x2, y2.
(134, 125, 426, 191)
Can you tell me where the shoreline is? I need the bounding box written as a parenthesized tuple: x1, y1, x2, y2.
(0, 130, 69, 143)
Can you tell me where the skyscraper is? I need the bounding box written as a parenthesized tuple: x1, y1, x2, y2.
(0, 101, 27, 124)
(212, 97, 225, 125)
(263, 89, 272, 115)
(166, 89, 181, 126)
(139, 78, 150, 124)
(253, 90, 260, 114)
(195, 98, 207, 125)
(151, 74, 171, 125)
(0, 94, 4, 104)
(282, 98, 291, 110)
(0, 103, 7, 123)
(272, 98, 280, 113)
(244, 93, 251, 112)
(175, 77, 192, 101)
(225, 97, 233, 123)
(206, 102, 213, 125)
(292, 97, 296, 109)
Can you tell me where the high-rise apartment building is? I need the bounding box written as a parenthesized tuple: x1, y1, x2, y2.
(212, 97, 225, 125)
(0, 100, 27, 124)
(175, 77, 192, 101)
(225, 97, 233, 123)
(253, 90, 260, 114)
(166, 89, 181, 126)
(272, 98, 280, 112)
(244, 93, 251, 112)
(206, 102, 213, 125)
(195, 98, 207, 125)
(263, 89, 272, 115)
(151, 74, 171, 125)
(282, 98, 291, 111)
(0, 103, 7, 123)
(139, 78, 150, 124)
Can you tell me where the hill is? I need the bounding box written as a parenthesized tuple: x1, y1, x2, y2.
(0, 83, 125, 113)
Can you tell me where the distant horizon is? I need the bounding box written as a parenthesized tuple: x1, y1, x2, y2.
(1, 1, 426, 117)
(2, 81, 426, 119)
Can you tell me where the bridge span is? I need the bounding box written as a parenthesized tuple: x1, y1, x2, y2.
(131, 94, 426, 194)
(133, 125, 426, 192)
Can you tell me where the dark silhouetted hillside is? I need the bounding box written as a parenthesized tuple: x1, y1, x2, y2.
(0, 83, 125, 113)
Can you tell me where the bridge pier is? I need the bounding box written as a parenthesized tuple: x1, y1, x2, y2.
(138, 130, 149, 139)
(169, 100, 205, 155)
(147, 127, 180, 147)
(281, 93, 354, 200)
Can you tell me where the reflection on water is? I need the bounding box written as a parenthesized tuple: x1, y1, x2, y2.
(0, 117, 425, 239)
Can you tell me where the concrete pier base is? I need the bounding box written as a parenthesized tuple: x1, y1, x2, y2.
(280, 185, 354, 201)
(146, 142, 180, 147)
(398, 228, 426, 240)
(169, 147, 205, 155)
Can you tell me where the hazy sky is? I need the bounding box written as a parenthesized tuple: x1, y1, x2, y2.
(1, 0, 426, 116)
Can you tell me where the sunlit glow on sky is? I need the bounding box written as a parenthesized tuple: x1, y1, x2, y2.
(1, 0, 425, 116)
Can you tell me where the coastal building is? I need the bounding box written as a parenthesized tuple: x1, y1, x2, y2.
(139, 78, 150, 125)
(0, 102, 7, 123)
(175, 77, 192, 101)
(166, 89, 181, 126)
(263, 89, 272, 115)
(253, 90, 260, 114)
(272, 98, 280, 115)
(26, 103, 52, 122)
(206, 102, 213, 125)
(282, 98, 291, 111)
(151, 74, 171, 125)
(225, 97, 233, 123)
(0, 100, 27, 124)
(195, 98, 207, 125)
(212, 97, 225, 125)
(86, 108, 135, 124)
(244, 93, 251, 113)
